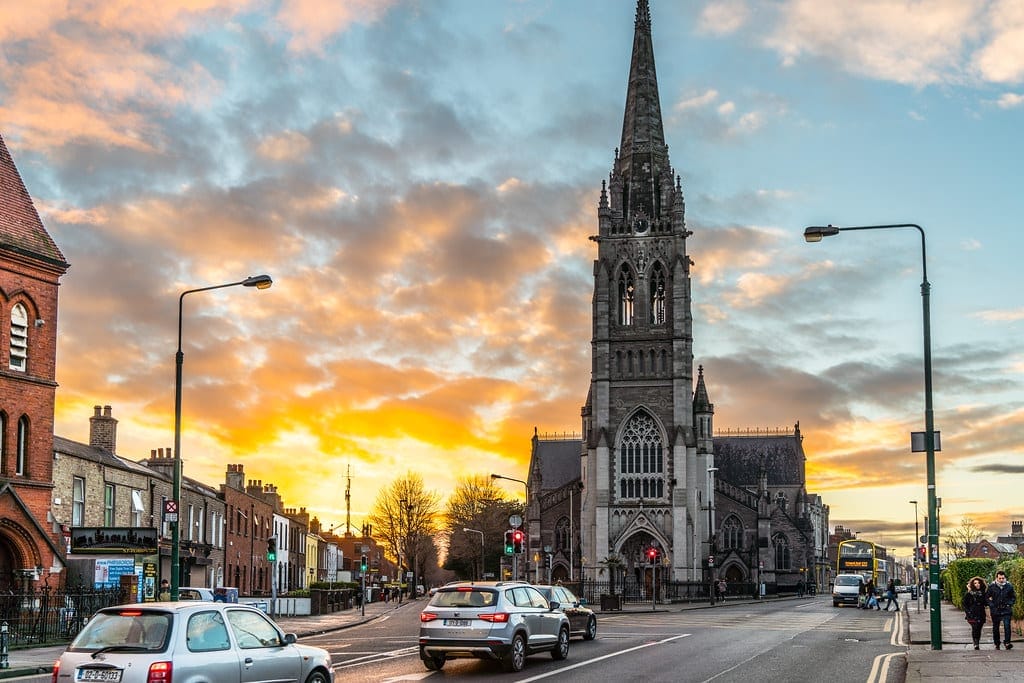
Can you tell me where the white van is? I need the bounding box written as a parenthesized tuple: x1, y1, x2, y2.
(832, 573, 865, 607)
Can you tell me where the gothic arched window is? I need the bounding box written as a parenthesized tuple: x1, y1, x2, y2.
(16, 415, 28, 475)
(9, 303, 28, 372)
(722, 516, 742, 550)
(618, 266, 635, 326)
(772, 532, 791, 570)
(555, 517, 570, 552)
(649, 263, 666, 324)
(616, 410, 665, 501)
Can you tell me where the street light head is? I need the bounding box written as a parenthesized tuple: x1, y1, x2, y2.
(490, 473, 500, 480)
(909, 500, 918, 504)
(803, 225, 841, 243)
(243, 274, 273, 289)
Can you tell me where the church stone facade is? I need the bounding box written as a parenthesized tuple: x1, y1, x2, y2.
(528, 0, 829, 594)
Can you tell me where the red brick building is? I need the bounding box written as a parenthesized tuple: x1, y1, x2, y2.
(0, 132, 69, 591)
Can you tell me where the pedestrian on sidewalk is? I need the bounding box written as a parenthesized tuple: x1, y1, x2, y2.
(963, 576, 988, 650)
(717, 579, 727, 603)
(883, 579, 900, 611)
(986, 570, 1016, 650)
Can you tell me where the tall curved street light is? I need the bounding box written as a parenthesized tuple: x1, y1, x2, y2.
(463, 528, 485, 580)
(172, 274, 272, 601)
(804, 223, 941, 649)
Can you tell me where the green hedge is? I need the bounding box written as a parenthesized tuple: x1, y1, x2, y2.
(943, 556, 1023, 620)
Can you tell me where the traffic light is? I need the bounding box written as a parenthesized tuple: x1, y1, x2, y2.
(647, 547, 658, 564)
(918, 546, 927, 562)
(512, 529, 525, 554)
(504, 530, 514, 555)
(266, 536, 277, 562)
(360, 554, 368, 572)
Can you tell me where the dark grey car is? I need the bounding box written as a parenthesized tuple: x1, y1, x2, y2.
(534, 585, 597, 640)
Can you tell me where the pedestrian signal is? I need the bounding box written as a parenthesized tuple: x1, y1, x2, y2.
(266, 536, 277, 562)
(504, 530, 514, 555)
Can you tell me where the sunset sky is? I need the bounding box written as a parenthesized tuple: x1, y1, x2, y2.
(3, 0, 1022, 560)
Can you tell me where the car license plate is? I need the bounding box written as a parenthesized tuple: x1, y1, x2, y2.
(444, 619, 471, 627)
(77, 669, 123, 682)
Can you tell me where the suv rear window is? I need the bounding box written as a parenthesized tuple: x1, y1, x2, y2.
(430, 589, 497, 608)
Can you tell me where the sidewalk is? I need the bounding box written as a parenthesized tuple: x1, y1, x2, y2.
(0, 597, 408, 679)
(904, 597, 1024, 682)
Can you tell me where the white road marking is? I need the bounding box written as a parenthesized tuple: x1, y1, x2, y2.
(516, 634, 691, 682)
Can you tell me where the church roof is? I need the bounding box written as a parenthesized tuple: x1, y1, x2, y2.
(533, 438, 582, 492)
(0, 132, 67, 268)
(619, 0, 666, 166)
(714, 429, 805, 488)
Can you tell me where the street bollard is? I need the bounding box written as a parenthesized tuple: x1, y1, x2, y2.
(1, 620, 9, 669)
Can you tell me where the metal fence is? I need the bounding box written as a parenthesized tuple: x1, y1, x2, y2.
(575, 579, 769, 606)
(0, 586, 124, 647)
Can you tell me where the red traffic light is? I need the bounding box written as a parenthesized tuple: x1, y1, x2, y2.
(513, 530, 524, 541)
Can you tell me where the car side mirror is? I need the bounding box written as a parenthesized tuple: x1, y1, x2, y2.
(283, 633, 297, 645)
(549, 601, 560, 611)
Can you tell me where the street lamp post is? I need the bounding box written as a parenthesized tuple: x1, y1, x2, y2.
(707, 467, 718, 606)
(172, 274, 272, 601)
(910, 499, 920, 603)
(804, 223, 941, 649)
(491, 473, 529, 580)
(463, 528, 485, 580)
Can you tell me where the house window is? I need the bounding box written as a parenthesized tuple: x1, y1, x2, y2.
(0, 412, 5, 473)
(618, 267, 635, 325)
(72, 476, 86, 526)
(555, 517, 570, 552)
(773, 533, 790, 570)
(104, 484, 115, 526)
(9, 303, 28, 371)
(616, 410, 665, 501)
(722, 516, 742, 550)
(188, 504, 195, 541)
(131, 490, 145, 527)
(16, 416, 28, 475)
(649, 263, 666, 324)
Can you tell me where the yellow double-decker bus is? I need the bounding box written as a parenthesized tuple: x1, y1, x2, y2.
(837, 539, 889, 586)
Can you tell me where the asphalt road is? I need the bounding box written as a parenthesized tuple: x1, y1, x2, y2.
(298, 595, 907, 682)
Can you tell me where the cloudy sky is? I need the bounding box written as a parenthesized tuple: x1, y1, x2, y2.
(4, 0, 1022, 559)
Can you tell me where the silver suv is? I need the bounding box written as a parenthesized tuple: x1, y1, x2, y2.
(418, 581, 570, 672)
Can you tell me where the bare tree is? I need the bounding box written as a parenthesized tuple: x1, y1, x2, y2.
(443, 474, 522, 580)
(943, 517, 986, 560)
(367, 472, 441, 595)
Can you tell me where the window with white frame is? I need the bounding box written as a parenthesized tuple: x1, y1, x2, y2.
(16, 416, 28, 475)
(9, 303, 28, 371)
(72, 476, 86, 526)
(104, 483, 115, 526)
(616, 410, 665, 501)
(188, 504, 195, 541)
(131, 490, 145, 527)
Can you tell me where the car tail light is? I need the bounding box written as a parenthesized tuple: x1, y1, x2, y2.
(147, 661, 172, 682)
(479, 612, 510, 623)
(51, 660, 60, 683)
(420, 612, 439, 622)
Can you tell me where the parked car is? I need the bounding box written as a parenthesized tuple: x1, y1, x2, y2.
(533, 585, 597, 640)
(832, 573, 865, 607)
(52, 601, 333, 683)
(178, 587, 215, 601)
(418, 581, 570, 672)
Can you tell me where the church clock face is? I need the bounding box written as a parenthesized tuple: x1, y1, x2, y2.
(633, 216, 649, 234)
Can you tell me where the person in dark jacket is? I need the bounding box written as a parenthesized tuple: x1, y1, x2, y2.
(986, 570, 1017, 650)
(883, 578, 900, 611)
(963, 576, 988, 649)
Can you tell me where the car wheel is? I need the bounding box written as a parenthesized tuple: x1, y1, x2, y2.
(304, 670, 330, 683)
(551, 627, 569, 660)
(584, 616, 597, 641)
(422, 654, 445, 671)
(502, 633, 527, 672)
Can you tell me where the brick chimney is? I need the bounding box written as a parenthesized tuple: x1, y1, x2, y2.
(1013, 520, 1023, 537)
(89, 405, 118, 453)
(225, 464, 245, 491)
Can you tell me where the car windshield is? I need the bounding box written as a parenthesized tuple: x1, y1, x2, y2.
(430, 589, 496, 608)
(70, 610, 171, 651)
(835, 576, 861, 586)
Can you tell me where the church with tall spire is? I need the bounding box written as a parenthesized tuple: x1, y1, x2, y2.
(527, 0, 829, 595)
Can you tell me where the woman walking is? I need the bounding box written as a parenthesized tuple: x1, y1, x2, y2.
(964, 576, 988, 649)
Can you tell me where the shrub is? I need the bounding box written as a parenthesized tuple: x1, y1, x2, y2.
(943, 558, 997, 608)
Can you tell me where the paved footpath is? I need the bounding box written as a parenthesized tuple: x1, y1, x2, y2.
(2, 593, 1021, 680)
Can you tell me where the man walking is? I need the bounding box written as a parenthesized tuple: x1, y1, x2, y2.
(986, 570, 1017, 650)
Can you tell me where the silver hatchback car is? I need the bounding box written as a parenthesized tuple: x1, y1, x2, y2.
(53, 601, 333, 683)
(418, 581, 570, 672)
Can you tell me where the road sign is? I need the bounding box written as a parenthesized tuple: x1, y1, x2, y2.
(708, 555, 714, 567)
(163, 499, 178, 523)
(509, 514, 523, 529)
